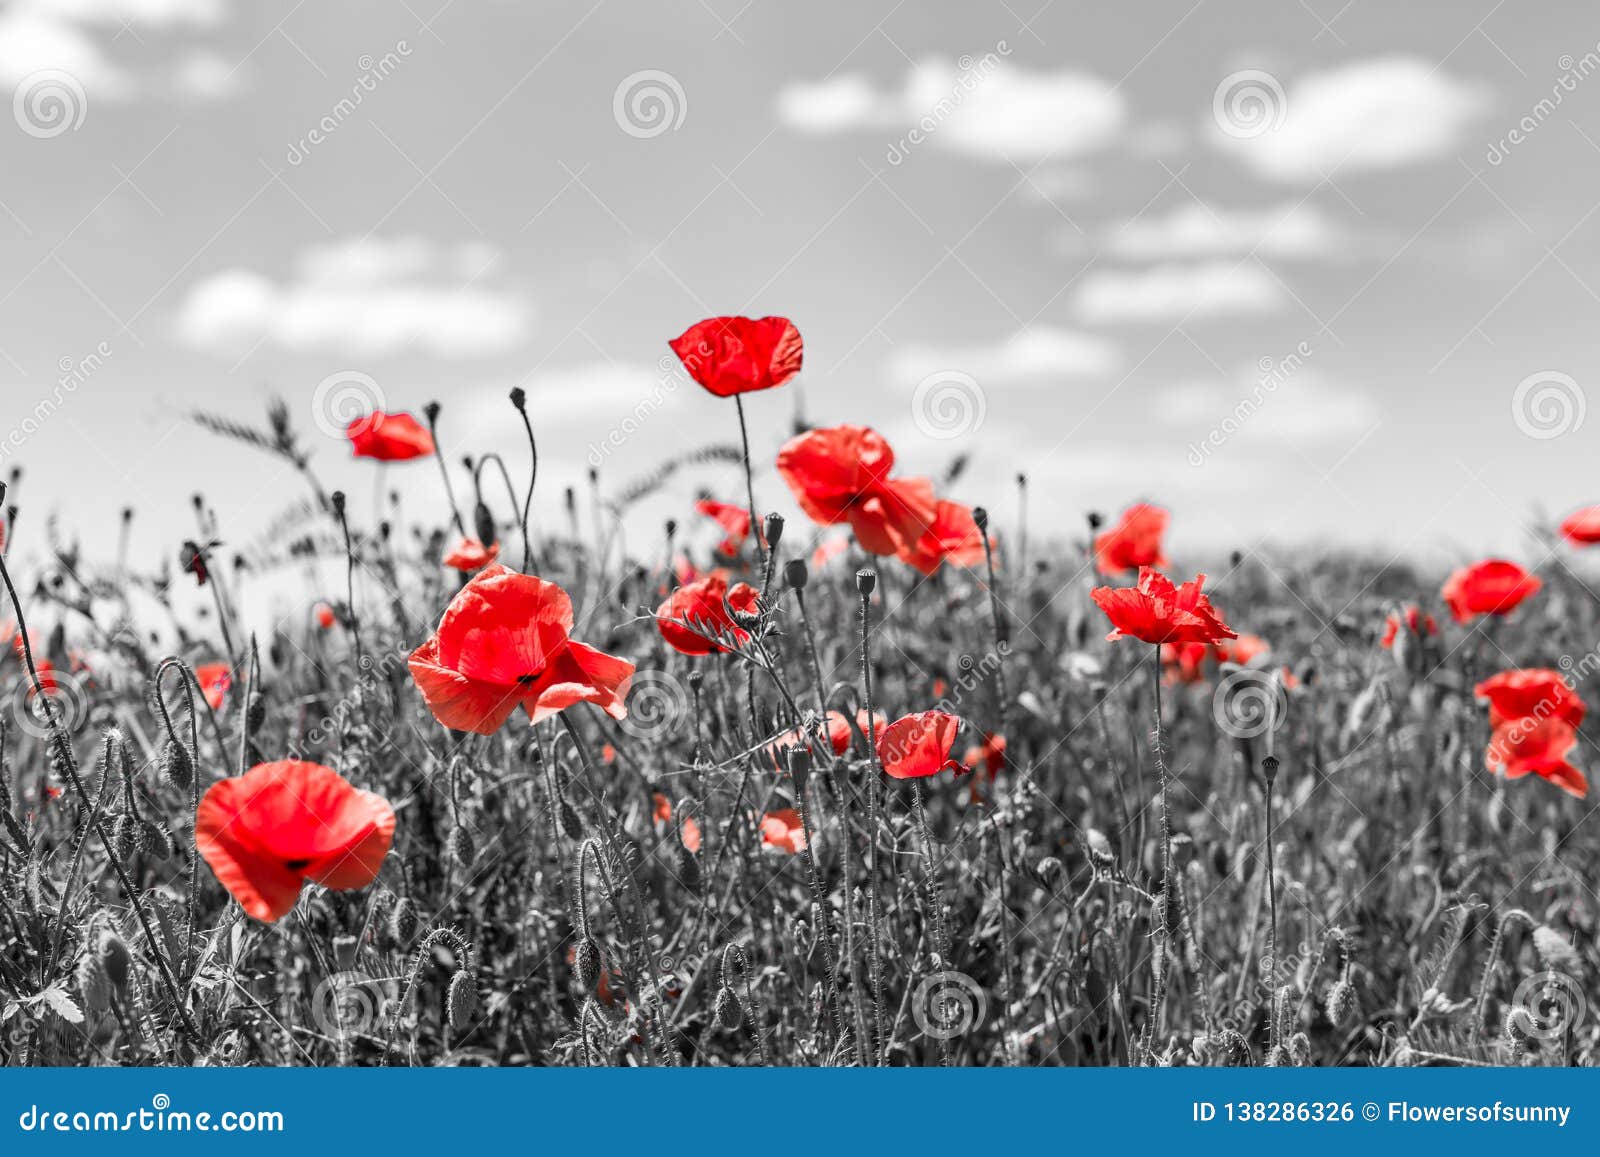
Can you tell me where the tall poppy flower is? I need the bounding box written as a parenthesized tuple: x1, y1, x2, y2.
(1094, 503, 1170, 575)
(1559, 505, 1600, 545)
(1441, 559, 1541, 623)
(1380, 605, 1437, 648)
(776, 425, 936, 558)
(1475, 669, 1585, 729)
(1485, 717, 1587, 798)
(655, 571, 760, 656)
(194, 662, 232, 711)
(196, 760, 395, 923)
(409, 564, 634, 734)
(669, 316, 803, 397)
(877, 711, 970, 780)
(898, 500, 988, 575)
(443, 537, 499, 572)
(347, 411, 435, 461)
(1092, 567, 1236, 645)
(695, 498, 752, 555)
(760, 809, 807, 855)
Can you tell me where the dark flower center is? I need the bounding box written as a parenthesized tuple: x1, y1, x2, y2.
(284, 858, 313, 871)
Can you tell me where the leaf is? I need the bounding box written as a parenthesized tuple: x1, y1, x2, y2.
(36, 985, 84, 1025)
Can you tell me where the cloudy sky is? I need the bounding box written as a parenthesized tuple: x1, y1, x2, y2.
(2, 0, 1599, 571)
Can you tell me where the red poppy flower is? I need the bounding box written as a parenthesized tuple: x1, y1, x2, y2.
(897, 500, 988, 575)
(443, 537, 499, 572)
(1475, 668, 1585, 729)
(963, 732, 1007, 778)
(655, 571, 760, 656)
(1441, 559, 1541, 623)
(1485, 717, 1587, 798)
(1094, 503, 1170, 575)
(1161, 641, 1211, 684)
(877, 711, 970, 780)
(1380, 605, 1437, 648)
(601, 743, 617, 764)
(651, 792, 702, 853)
(196, 760, 395, 923)
(1092, 567, 1237, 646)
(346, 411, 435, 461)
(767, 708, 886, 766)
(195, 662, 232, 711)
(811, 536, 850, 571)
(776, 426, 937, 558)
(1559, 505, 1600, 545)
(409, 564, 634, 734)
(668, 316, 803, 398)
(314, 602, 337, 630)
(1216, 634, 1270, 666)
(760, 808, 808, 854)
(695, 498, 752, 554)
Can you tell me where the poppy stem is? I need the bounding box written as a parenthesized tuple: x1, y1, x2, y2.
(1148, 641, 1172, 1060)
(510, 387, 537, 572)
(910, 778, 954, 1066)
(424, 403, 467, 536)
(974, 508, 1013, 771)
(856, 570, 887, 1064)
(331, 493, 365, 675)
(732, 395, 763, 568)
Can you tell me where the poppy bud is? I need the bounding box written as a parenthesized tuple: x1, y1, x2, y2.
(450, 825, 476, 866)
(509, 386, 526, 412)
(1230, 550, 1243, 569)
(573, 936, 601, 990)
(1262, 755, 1280, 785)
(333, 933, 359, 971)
(1288, 1032, 1311, 1066)
(331, 491, 347, 520)
(1086, 829, 1115, 869)
(676, 845, 700, 892)
(246, 691, 266, 734)
(1265, 1045, 1290, 1067)
(111, 814, 137, 862)
(855, 568, 876, 596)
(1086, 511, 1103, 531)
(688, 670, 704, 692)
(713, 985, 741, 1030)
(786, 745, 810, 792)
(423, 401, 441, 425)
(446, 969, 479, 1029)
(664, 518, 677, 538)
(564, 487, 576, 513)
(1325, 978, 1354, 1024)
(784, 559, 808, 591)
(973, 507, 989, 534)
(388, 897, 418, 946)
(763, 513, 784, 549)
(160, 737, 194, 792)
(559, 800, 583, 840)
(1036, 855, 1063, 884)
(473, 501, 496, 549)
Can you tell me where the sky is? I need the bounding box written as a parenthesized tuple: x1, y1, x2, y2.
(2, 0, 1599, 575)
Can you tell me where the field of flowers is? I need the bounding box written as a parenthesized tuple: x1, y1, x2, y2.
(0, 315, 1596, 1067)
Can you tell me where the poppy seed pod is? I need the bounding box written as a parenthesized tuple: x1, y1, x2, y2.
(763, 512, 784, 548)
(509, 386, 526, 412)
(330, 491, 346, 518)
(423, 401, 441, 425)
(786, 744, 811, 792)
(664, 518, 677, 538)
(855, 568, 876, 596)
(1086, 511, 1103, 531)
(1262, 755, 1280, 784)
(784, 558, 808, 590)
(972, 507, 988, 534)
(473, 502, 496, 549)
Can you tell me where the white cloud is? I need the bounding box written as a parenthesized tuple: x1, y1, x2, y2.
(0, 12, 130, 92)
(889, 326, 1120, 384)
(1156, 370, 1379, 445)
(1107, 202, 1343, 260)
(26, 0, 223, 25)
(171, 50, 244, 100)
(1072, 262, 1284, 323)
(176, 238, 530, 357)
(1215, 57, 1488, 181)
(778, 57, 1125, 163)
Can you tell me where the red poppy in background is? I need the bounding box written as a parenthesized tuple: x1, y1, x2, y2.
(314, 602, 337, 630)
(877, 710, 969, 780)
(760, 809, 807, 855)
(1380, 605, 1437, 648)
(1092, 568, 1236, 646)
(898, 500, 988, 575)
(346, 411, 435, 461)
(1094, 503, 1170, 575)
(1485, 717, 1587, 798)
(695, 498, 752, 554)
(767, 708, 886, 765)
(669, 316, 803, 398)
(1216, 634, 1270, 666)
(811, 536, 850, 571)
(196, 760, 395, 923)
(1559, 505, 1600, 545)
(963, 732, 1007, 778)
(777, 426, 937, 559)
(1441, 559, 1541, 623)
(409, 564, 634, 734)
(652, 792, 703, 853)
(1161, 641, 1211, 683)
(195, 662, 232, 711)
(655, 571, 760, 656)
(443, 537, 499, 572)
(1475, 668, 1585, 729)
